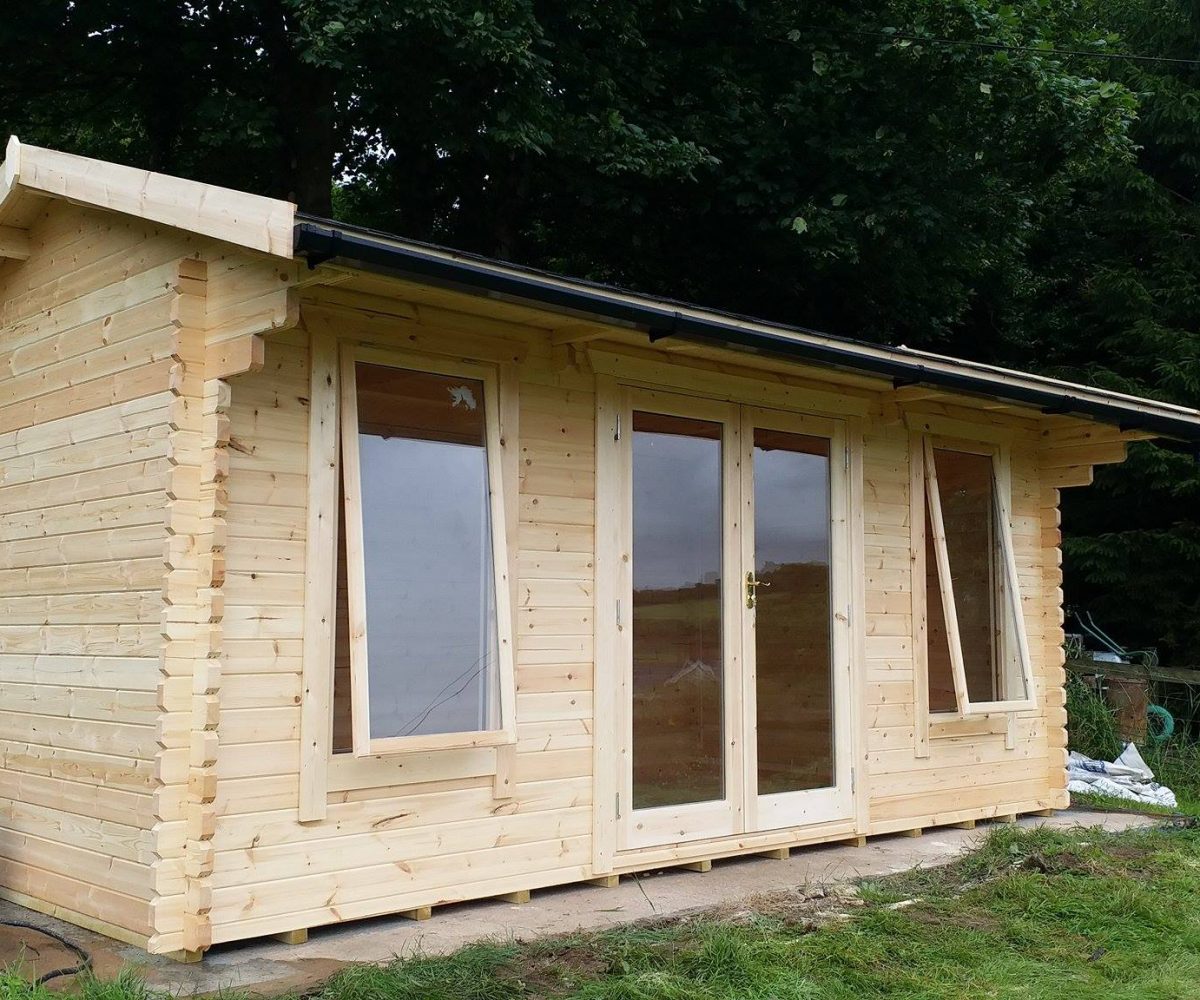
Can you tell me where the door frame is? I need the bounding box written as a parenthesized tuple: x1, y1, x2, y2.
(593, 369, 867, 871)
(613, 386, 743, 852)
(739, 406, 854, 833)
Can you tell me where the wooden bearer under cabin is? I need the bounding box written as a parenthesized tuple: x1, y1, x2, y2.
(1, 138, 1199, 960)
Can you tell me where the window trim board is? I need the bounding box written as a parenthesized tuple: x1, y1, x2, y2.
(338, 342, 518, 757)
(917, 435, 1037, 723)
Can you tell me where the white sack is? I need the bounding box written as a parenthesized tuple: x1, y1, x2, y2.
(1067, 742, 1177, 808)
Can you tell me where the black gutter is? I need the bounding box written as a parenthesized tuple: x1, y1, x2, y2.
(294, 221, 1200, 443)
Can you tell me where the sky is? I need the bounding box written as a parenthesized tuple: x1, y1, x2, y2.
(632, 427, 830, 591)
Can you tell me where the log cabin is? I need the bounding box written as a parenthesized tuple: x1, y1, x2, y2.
(2, 138, 1198, 962)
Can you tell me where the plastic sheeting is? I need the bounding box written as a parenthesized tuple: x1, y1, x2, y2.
(1067, 742, 1177, 808)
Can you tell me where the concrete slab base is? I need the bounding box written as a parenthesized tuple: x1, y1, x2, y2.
(0, 808, 1158, 996)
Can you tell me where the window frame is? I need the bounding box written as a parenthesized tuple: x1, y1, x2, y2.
(919, 435, 1036, 719)
(337, 341, 517, 757)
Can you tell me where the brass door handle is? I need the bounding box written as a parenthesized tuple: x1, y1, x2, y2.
(746, 571, 771, 608)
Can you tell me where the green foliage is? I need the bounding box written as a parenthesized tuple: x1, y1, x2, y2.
(1066, 674, 1200, 815)
(0, 969, 157, 1000)
(1067, 674, 1126, 762)
(2, 0, 1199, 653)
(317, 941, 524, 1000)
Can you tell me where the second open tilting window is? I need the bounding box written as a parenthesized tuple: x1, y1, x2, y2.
(922, 438, 1035, 717)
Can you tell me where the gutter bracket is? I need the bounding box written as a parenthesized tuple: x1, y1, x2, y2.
(1041, 397, 1078, 417)
(647, 312, 682, 343)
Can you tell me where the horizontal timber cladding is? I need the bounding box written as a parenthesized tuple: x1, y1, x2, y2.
(204, 285, 1069, 946)
(211, 308, 599, 940)
(0, 145, 1153, 957)
(861, 421, 1066, 826)
(0, 203, 213, 948)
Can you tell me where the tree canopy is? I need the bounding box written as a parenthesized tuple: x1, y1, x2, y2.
(3, 0, 1198, 660)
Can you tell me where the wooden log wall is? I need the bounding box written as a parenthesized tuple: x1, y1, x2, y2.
(208, 310, 595, 943)
(205, 289, 1074, 945)
(0, 209, 1102, 952)
(861, 420, 1064, 832)
(0, 204, 204, 947)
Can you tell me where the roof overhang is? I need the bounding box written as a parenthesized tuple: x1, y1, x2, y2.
(0, 136, 295, 258)
(294, 219, 1200, 445)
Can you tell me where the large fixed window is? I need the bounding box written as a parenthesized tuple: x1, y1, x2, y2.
(337, 345, 515, 755)
(921, 438, 1035, 717)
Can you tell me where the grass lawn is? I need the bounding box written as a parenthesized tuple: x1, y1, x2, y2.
(7, 822, 1200, 1000)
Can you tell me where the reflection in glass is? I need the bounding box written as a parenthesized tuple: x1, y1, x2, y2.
(353, 362, 499, 740)
(632, 412, 724, 809)
(926, 448, 1001, 707)
(752, 430, 834, 794)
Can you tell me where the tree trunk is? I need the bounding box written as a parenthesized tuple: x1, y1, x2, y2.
(259, 0, 337, 216)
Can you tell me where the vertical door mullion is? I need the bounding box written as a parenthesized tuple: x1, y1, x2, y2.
(619, 384, 638, 849)
(738, 407, 757, 832)
(829, 422, 854, 810)
(721, 414, 747, 834)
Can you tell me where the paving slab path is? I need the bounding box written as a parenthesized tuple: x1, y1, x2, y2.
(0, 807, 1160, 996)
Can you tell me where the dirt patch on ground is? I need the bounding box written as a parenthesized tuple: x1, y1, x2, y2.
(0, 924, 94, 990)
(499, 940, 617, 997)
(1014, 842, 1159, 879)
(903, 904, 1002, 934)
(713, 884, 865, 930)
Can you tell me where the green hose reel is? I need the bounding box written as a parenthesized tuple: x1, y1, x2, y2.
(1146, 704, 1175, 744)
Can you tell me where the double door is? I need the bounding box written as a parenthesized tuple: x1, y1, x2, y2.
(613, 387, 854, 851)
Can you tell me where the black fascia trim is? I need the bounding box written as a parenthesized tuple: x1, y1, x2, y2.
(294, 222, 1200, 443)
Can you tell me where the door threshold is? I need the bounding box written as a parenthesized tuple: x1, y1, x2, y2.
(612, 818, 859, 873)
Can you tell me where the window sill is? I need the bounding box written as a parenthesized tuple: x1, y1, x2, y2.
(328, 744, 504, 793)
(356, 727, 516, 756)
(928, 713, 1011, 741)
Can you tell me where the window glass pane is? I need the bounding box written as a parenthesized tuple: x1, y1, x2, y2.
(752, 430, 834, 794)
(353, 362, 500, 740)
(929, 448, 999, 705)
(632, 411, 724, 809)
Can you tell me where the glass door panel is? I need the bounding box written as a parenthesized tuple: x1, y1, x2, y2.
(631, 411, 725, 809)
(613, 392, 853, 852)
(742, 408, 853, 832)
(751, 429, 835, 795)
(620, 389, 742, 850)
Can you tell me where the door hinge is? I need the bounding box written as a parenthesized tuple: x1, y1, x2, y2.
(616, 598, 622, 630)
(616, 792, 621, 818)
(844, 446, 851, 472)
(851, 767, 857, 795)
(615, 413, 621, 441)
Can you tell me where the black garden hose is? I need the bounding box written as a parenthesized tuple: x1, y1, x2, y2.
(1, 919, 92, 984)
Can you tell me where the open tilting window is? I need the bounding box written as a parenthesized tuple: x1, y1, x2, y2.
(336, 344, 516, 755)
(922, 438, 1035, 717)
